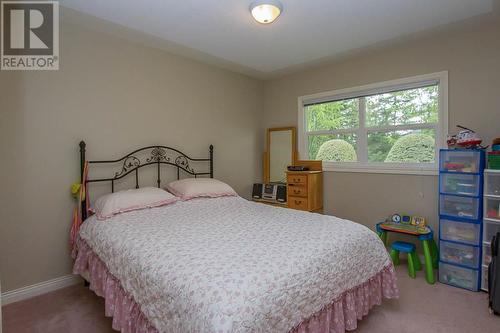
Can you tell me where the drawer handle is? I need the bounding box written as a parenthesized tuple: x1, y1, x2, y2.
(295, 200, 302, 205)
(293, 189, 300, 194)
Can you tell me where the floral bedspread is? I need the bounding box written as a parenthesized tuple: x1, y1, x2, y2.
(79, 196, 392, 333)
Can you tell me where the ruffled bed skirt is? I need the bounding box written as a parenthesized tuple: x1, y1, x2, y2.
(73, 238, 399, 333)
(73, 238, 158, 333)
(290, 264, 399, 333)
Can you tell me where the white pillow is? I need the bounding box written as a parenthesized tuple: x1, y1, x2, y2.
(93, 187, 178, 220)
(165, 178, 237, 200)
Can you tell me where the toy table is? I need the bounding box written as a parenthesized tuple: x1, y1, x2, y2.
(376, 222, 439, 284)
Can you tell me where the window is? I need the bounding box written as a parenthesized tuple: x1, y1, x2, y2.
(298, 72, 448, 175)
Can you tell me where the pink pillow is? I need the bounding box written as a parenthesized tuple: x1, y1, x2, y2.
(93, 187, 178, 220)
(165, 178, 237, 200)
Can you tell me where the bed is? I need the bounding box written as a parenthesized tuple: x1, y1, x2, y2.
(72, 141, 398, 333)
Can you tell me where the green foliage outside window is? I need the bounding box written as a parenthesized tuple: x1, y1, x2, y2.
(305, 85, 438, 163)
(385, 134, 435, 163)
(308, 133, 357, 160)
(367, 129, 436, 163)
(315, 139, 357, 162)
(305, 99, 358, 131)
(366, 86, 438, 127)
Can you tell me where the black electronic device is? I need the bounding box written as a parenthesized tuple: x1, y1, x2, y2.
(252, 183, 263, 199)
(253, 183, 287, 203)
(276, 185, 287, 202)
(262, 184, 277, 200)
(287, 165, 309, 171)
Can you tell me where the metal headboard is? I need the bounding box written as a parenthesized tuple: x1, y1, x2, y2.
(79, 140, 213, 220)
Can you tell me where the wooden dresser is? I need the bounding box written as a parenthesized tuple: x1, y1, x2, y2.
(286, 170, 323, 212)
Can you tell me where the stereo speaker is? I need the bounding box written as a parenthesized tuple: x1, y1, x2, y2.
(276, 185, 287, 202)
(252, 183, 263, 199)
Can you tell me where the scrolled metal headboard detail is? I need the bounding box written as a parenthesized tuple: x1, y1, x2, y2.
(79, 140, 213, 220)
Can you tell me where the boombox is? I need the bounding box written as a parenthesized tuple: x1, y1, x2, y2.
(252, 183, 287, 203)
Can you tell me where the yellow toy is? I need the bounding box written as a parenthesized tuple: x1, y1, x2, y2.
(411, 216, 427, 230)
(70, 162, 88, 255)
(71, 183, 85, 200)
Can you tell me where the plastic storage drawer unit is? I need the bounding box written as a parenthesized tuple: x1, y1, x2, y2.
(483, 245, 492, 266)
(483, 220, 500, 244)
(439, 149, 484, 292)
(484, 171, 500, 196)
(485, 197, 500, 221)
(440, 150, 482, 173)
(440, 195, 480, 220)
(440, 241, 480, 268)
(439, 262, 479, 291)
(440, 219, 480, 245)
(482, 266, 489, 291)
(440, 173, 481, 197)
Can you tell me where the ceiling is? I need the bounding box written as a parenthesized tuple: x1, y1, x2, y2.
(62, 0, 494, 78)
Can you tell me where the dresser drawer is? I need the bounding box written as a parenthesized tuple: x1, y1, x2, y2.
(287, 174, 307, 185)
(288, 185, 307, 197)
(288, 196, 308, 210)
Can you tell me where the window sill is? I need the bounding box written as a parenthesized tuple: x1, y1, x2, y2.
(322, 162, 438, 176)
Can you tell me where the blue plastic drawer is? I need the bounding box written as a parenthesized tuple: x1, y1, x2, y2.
(439, 262, 479, 291)
(440, 195, 480, 220)
(440, 173, 480, 197)
(440, 240, 480, 268)
(440, 219, 480, 245)
(440, 150, 482, 173)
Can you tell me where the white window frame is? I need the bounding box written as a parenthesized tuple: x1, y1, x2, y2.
(298, 71, 448, 175)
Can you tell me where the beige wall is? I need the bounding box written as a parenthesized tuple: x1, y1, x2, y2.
(2, 7, 500, 294)
(0, 18, 263, 292)
(263, 15, 500, 244)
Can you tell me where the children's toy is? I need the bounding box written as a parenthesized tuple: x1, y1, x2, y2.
(457, 182, 475, 195)
(390, 241, 421, 279)
(487, 204, 500, 219)
(384, 214, 429, 233)
(442, 245, 476, 267)
(488, 151, 500, 170)
(442, 161, 477, 172)
(443, 201, 474, 218)
(391, 214, 401, 223)
(443, 162, 466, 171)
(444, 223, 477, 243)
(377, 222, 437, 284)
(440, 267, 474, 290)
(447, 125, 488, 149)
(380, 217, 431, 235)
(411, 216, 427, 227)
(401, 215, 412, 224)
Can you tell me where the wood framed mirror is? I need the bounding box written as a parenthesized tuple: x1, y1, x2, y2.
(263, 127, 297, 184)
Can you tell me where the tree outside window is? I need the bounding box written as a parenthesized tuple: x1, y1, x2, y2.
(304, 85, 439, 165)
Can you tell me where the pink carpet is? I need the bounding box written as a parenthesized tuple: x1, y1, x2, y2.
(3, 264, 500, 332)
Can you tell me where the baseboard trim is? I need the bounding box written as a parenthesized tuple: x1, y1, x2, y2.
(1, 275, 82, 306)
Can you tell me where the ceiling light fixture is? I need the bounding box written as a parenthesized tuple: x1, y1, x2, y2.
(250, 1, 282, 25)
